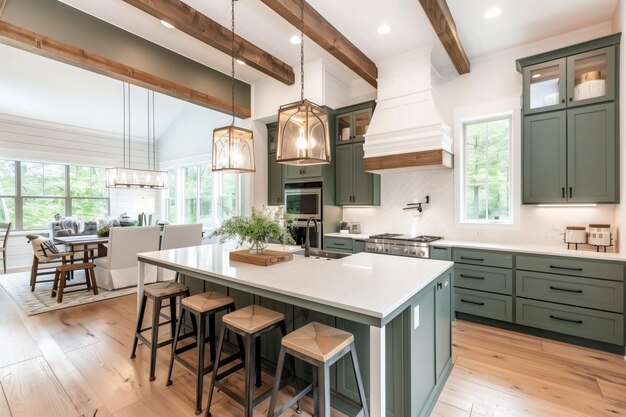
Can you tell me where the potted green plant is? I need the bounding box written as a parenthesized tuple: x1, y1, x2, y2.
(211, 207, 295, 254)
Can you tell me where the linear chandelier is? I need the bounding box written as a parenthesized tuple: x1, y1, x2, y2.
(212, 0, 255, 173)
(107, 84, 168, 189)
(276, 0, 330, 166)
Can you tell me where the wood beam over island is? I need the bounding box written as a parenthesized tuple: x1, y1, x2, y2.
(137, 245, 454, 417)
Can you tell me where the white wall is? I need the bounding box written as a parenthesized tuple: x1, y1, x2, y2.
(344, 21, 619, 249)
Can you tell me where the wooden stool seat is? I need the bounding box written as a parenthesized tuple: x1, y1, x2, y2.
(282, 322, 354, 363)
(181, 290, 234, 314)
(144, 281, 189, 298)
(222, 304, 285, 334)
(52, 262, 97, 303)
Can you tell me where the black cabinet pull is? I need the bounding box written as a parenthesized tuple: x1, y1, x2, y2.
(561, 98, 565, 103)
(459, 274, 485, 280)
(569, 97, 573, 102)
(549, 314, 583, 324)
(549, 285, 583, 294)
(460, 256, 485, 262)
(437, 282, 443, 289)
(561, 187, 565, 198)
(569, 187, 573, 198)
(334, 242, 345, 246)
(461, 299, 485, 306)
(549, 265, 583, 272)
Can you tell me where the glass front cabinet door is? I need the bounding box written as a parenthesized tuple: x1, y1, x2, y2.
(566, 46, 615, 107)
(523, 58, 566, 115)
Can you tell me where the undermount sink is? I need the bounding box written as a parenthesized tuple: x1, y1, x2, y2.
(294, 249, 352, 259)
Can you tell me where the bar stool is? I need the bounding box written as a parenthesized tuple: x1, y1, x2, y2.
(166, 291, 237, 415)
(131, 281, 190, 381)
(267, 322, 369, 417)
(52, 262, 98, 303)
(205, 305, 291, 417)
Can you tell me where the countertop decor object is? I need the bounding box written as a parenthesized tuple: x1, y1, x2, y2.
(229, 249, 293, 266)
(212, 0, 255, 173)
(588, 224, 614, 252)
(564, 226, 587, 250)
(210, 207, 294, 254)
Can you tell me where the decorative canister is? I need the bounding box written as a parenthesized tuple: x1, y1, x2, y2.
(588, 224, 613, 247)
(564, 226, 587, 244)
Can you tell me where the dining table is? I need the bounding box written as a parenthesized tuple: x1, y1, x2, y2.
(54, 235, 108, 262)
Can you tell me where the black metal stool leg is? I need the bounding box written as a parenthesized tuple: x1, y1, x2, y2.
(194, 312, 206, 414)
(350, 343, 370, 417)
(130, 295, 148, 359)
(205, 325, 227, 417)
(312, 366, 318, 417)
(169, 296, 177, 339)
(166, 305, 186, 386)
(255, 337, 262, 387)
(244, 334, 254, 417)
(209, 313, 216, 363)
(149, 296, 162, 381)
(267, 346, 287, 417)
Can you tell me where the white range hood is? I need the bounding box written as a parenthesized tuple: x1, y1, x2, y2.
(363, 49, 453, 173)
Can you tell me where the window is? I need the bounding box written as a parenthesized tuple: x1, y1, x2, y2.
(461, 117, 511, 224)
(0, 160, 110, 230)
(165, 162, 240, 229)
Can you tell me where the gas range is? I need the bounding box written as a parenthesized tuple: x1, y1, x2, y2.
(365, 234, 442, 258)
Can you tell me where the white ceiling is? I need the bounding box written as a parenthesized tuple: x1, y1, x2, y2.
(0, 0, 620, 136)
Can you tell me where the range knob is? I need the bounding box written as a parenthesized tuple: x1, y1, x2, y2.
(418, 250, 426, 257)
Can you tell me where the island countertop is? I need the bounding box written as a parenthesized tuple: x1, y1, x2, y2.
(137, 244, 453, 325)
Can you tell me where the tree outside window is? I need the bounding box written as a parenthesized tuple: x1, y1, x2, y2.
(463, 117, 511, 223)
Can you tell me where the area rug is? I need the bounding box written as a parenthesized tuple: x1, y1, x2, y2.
(0, 271, 137, 316)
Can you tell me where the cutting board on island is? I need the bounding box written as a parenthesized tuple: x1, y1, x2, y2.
(229, 249, 293, 266)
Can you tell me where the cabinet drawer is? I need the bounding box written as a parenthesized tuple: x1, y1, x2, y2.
(517, 270, 624, 313)
(516, 255, 624, 281)
(516, 298, 624, 345)
(454, 288, 513, 322)
(454, 265, 513, 295)
(453, 249, 513, 269)
(353, 240, 365, 254)
(324, 236, 354, 251)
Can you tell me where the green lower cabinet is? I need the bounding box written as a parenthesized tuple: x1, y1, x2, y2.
(454, 264, 514, 295)
(435, 273, 452, 382)
(354, 240, 365, 253)
(454, 288, 513, 322)
(516, 298, 624, 345)
(430, 246, 452, 261)
(336, 318, 370, 408)
(409, 284, 436, 417)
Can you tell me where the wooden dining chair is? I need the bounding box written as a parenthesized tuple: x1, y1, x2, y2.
(0, 222, 10, 274)
(27, 236, 73, 291)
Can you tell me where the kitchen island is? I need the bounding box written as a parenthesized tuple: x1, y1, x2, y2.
(137, 244, 454, 417)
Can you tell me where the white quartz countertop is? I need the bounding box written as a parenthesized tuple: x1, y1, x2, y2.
(138, 244, 452, 320)
(433, 240, 626, 262)
(324, 232, 369, 240)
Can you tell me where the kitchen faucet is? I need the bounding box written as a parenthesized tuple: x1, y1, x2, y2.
(304, 216, 318, 257)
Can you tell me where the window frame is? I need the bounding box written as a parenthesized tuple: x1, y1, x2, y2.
(453, 96, 521, 231)
(0, 159, 110, 231)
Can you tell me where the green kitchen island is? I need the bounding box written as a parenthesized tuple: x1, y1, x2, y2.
(136, 244, 453, 417)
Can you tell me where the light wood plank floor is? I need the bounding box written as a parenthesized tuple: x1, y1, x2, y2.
(0, 288, 625, 417)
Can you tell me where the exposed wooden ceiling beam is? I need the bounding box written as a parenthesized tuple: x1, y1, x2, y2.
(418, 0, 470, 74)
(0, 20, 251, 118)
(122, 0, 295, 86)
(259, 0, 378, 88)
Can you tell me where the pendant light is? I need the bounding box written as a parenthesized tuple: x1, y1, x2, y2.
(106, 83, 168, 189)
(276, 0, 330, 166)
(212, 0, 255, 173)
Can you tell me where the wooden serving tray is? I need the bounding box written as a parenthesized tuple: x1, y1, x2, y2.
(229, 249, 293, 266)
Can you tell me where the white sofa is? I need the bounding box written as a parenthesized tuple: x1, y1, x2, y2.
(157, 223, 203, 281)
(94, 226, 161, 290)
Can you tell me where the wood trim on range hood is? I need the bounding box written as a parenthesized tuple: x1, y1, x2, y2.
(363, 150, 453, 173)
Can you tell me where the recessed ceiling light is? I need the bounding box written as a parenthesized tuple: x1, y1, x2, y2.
(160, 20, 175, 29)
(483, 7, 501, 19)
(236, 59, 246, 65)
(377, 23, 391, 35)
(289, 35, 302, 45)
(532, 73, 542, 79)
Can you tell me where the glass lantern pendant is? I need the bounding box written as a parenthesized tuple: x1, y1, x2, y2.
(275, 0, 330, 166)
(212, 125, 255, 172)
(276, 99, 330, 165)
(211, 0, 255, 173)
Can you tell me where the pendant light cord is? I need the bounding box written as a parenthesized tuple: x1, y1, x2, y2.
(128, 83, 132, 169)
(152, 91, 156, 171)
(147, 89, 151, 171)
(122, 82, 126, 169)
(231, 0, 236, 126)
(300, 0, 304, 102)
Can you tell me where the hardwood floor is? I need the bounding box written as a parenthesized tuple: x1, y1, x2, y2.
(0, 287, 624, 417)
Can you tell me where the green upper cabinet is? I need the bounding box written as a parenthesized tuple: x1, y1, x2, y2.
(284, 164, 323, 180)
(518, 34, 620, 204)
(523, 58, 567, 115)
(267, 123, 284, 205)
(335, 143, 380, 206)
(336, 107, 373, 144)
